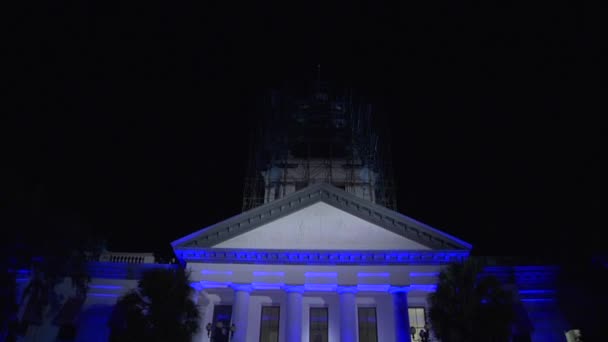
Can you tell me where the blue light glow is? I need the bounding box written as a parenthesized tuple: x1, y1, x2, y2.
(389, 286, 410, 293)
(357, 272, 390, 277)
(190, 282, 204, 291)
(253, 271, 285, 276)
(89, 285, 123, 290)
(87, 261, 178, 279)
(409, 272, 439, 277)
(231, 284, 254, 292)
(199, 281, 232, 288)
(521, 298, 555, 303)
(518, 290, 556, 295)
(284, 286, 305, 293)
(357, 284, 391, 292)
(75, 305, 113, 341)
(16, 269, 31, 276)
(305, 272, 338, 277)
(337, 286, 358, 294)
(174, 248, 469, 265)
(14, 269, 31, 282)
(89, 293, 119, 298)
(201, 270, 233, 275)
(251, 282, 286, 290)
(304, 283, 338, 292)
(409, 284, 437, 292)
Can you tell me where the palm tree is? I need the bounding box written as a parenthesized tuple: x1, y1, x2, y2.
(428, 258, 514, 342)
(109, 267, 200, 342)
(18, 249, 91, 336)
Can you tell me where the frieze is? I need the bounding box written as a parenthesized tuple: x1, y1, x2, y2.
(175, 248, 468, 265)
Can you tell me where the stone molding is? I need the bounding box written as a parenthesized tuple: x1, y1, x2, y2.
(388, 286, 412, 294)
(336, 286, 358, 294)
(283, 285, 306, 293)
(231, 284, 254, 292)
(175, 248, 468, 265)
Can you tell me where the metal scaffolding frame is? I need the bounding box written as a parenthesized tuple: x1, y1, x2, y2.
(242, 81, 396, 212)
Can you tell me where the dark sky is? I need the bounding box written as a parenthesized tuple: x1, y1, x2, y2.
(4, 1, 603, 259)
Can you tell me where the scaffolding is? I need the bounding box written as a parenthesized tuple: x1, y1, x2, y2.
(242, 80, 397, 211)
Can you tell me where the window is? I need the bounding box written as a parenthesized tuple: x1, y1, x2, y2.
(309, 307, 328, 342)
(408, 307, 427, 342)
(259, 306, 280, 342)
(358, 307, 378, 342)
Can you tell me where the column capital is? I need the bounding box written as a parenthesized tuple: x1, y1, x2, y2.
(283, 285, 305, 294)
(389, 286, 411, 294)
(231, 284, 254, 292)
(337, 286, 358, 294)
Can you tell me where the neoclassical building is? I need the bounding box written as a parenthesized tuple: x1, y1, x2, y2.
(173, 182, 471, 342)
(13, 83, 570, 342)
(168, 84, 474, 341)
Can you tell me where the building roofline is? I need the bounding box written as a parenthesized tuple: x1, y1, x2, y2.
(172, 183, 472, 251)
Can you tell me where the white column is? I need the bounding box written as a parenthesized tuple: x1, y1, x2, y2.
(231, 285, 252, 342)
(390, 287, 411, 342)
(285, 286, 304, 342)
(338, 287, 358, 342)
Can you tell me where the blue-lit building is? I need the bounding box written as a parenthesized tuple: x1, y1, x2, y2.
(12, 84, 574, 341)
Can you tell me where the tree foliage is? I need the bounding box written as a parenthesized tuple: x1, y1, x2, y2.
(557, 257, 608, 341)
(0, 268, 18, 341)
(428, 258, 514, 342)
(109, 267, 199, 342)
(19, 249, 91, 324)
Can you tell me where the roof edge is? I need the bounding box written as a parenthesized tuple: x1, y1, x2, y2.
(172, 183, 472, 251)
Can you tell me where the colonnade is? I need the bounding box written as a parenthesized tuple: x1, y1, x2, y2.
(194, 285, 414, 342)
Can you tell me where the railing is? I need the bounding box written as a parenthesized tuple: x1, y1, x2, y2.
(98, 252, 155, 264)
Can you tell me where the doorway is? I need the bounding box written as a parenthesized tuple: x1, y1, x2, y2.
(211, 305, 232, 342)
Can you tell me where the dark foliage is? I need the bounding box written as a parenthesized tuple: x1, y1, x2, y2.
(0, 269, 18, 341)
(557, 257, 608, 341)
(109, 267, 199, 342)
(429, 258, 514, 342)
(19, 249, 91, 325)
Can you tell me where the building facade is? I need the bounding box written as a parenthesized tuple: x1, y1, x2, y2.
(173, 182, 471, 342)
(12, 83, 571, 341)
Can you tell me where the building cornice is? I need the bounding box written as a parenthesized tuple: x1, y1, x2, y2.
(174, 247, 469, 265)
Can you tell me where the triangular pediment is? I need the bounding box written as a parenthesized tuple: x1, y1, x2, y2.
(213, 202, 430, 250)
(172, 183, 471, 252)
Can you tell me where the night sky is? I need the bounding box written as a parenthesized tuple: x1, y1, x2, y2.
(4, 1, 603, 260)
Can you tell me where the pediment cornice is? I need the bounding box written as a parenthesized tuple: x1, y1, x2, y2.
(172, 183, 471, 252)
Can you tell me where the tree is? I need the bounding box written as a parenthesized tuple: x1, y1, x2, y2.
(0, 268, 18, 341)
(428, 258, 514, 342)
(17, 249, 91, 340)
(109, 267, 199, 342)
(557, 256, 608, 341)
